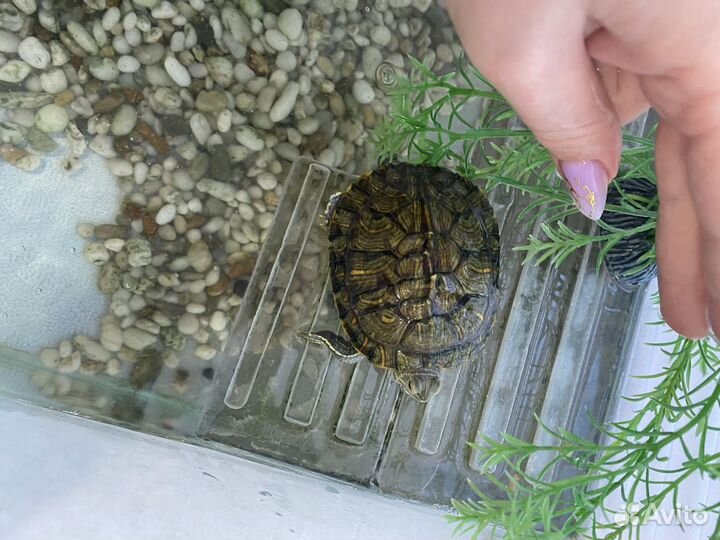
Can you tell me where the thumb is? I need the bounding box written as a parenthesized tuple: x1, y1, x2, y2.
(447, 0, 622, 220)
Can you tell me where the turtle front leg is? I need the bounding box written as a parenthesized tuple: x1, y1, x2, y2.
(297, 330, 363, 363)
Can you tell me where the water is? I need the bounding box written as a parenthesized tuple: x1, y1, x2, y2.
(0, 0, 650, 508)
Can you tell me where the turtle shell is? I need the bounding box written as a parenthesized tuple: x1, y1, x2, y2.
(326, 162, 500, 374)
(601, 177, 657, 287)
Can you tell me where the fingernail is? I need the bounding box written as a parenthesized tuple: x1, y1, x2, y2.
(708, 309, 717, 343)
(559, 160, 608, 220)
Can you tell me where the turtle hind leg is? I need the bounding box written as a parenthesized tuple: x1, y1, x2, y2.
(297, 330, 363, 364)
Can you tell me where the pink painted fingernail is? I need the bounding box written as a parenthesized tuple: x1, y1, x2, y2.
(559, 160, 608, 220)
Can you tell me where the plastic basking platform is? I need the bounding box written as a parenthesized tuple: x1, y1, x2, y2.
(200, 152, 647, 505)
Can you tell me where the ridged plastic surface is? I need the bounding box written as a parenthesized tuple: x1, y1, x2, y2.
(202, 118, 649, 504)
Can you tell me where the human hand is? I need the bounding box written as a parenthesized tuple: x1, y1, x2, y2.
(446, 0, 720, 339)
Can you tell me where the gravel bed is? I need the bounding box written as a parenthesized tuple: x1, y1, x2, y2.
(0, 0, 461, 423)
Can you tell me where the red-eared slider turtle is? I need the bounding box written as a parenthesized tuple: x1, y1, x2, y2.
(300, 162, 500, 402)
(600, 176, 658, 287)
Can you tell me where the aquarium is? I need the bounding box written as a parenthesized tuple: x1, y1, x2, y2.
(0, 0, 652, 511)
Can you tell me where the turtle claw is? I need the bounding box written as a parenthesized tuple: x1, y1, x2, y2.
(297, 329, 363, 363)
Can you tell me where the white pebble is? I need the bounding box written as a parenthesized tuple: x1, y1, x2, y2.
(237, 203, 254, 221)
(58, 352, 81, 373)
(168, 257, 190, 272)
(76, 223, 94, 239)
(112, 36, 132, 55)
(256, 172, 277, 191)
(269, 81, 298, 123)
(151, 1, 177, 18)
(172, 169, 194, 191)
(135, 43, 164, 65)
(194, 344, 217, 361)
(209, 14, 223, 41)
(104, 238, 125, 252)
(371, 25, 392, 47)
(67, 21, 99, 55)
(178, 313, 200, 335)
(105, 358, 121, 376)
(238, 0, 263, 18)
(190, 112, 211, 145)
(17, 37, 50, 69)
(117, 55, 140, 73)
(40, 348, 59, 368)
(111, 104, 137, 136)
(194, 327, 210, 344)
(318, 148, 336, 167)
(128, 295, 146, 312)
(102, 7, 121, 31)
(106, 158, 133, 177)
(83, 242, 110, 266)
(188, 198, 202, 213)
(247, 185, 263, 200)
(152, 311, 172, 327)
(223, 5, 252, 44)
(197, 178, 236, 203)
(209, 311, 228, 332)
(134, 162, 148, 184)
(39, 68, 67, 94)
(269, 69, 288, 90)
(256, 212, 272, 230)
(136, 319, 160, 334)
(275, 50, 297, 72)
(362, 46, 383, 80)
(0, 60, 30, 83)
(170, 31, 185, 52)
(235, 126, 264, 151)
(75, 336, 111, 362)
(298, 117, 319, 135)
(12, 0, 36, 15)
(206, 56, 234, 86)
(164, 56, 191, 87)
(188, 279, 205, 294)
(162, 351, 179, 369)
(0, 30, 19, 53)
(133, 0, 160, 6)
(122, 328, 157, 351)
(217, 109, 232, 133)
(155, 203, 177, 225)
(87, 57, 119, 81)
(89, 135, 116, 158)
(34, 104, 68, 133)
(188, 63, 207, 78)
(277, 8, 303, 41)
(256, 86, 276, 113)
(92, 21, 107, 48)
(352, 79, 375, 105)
(186, 303, 205, 314)
(58, 340, 73, 358)
(188, 240, 212, 272)
(233, 62, 254, 83)
(274, 142, 299, 162)
(234, 92, 255, 111)
(101, 324, 123, 352)
(205, 267, 220, 286)
(264, 28, 288, 52)
(123, 12, 137, 31)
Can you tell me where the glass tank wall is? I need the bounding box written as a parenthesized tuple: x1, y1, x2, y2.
(0, 0, 648, 506)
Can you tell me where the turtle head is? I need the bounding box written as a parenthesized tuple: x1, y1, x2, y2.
(394, 370, 442, 403)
